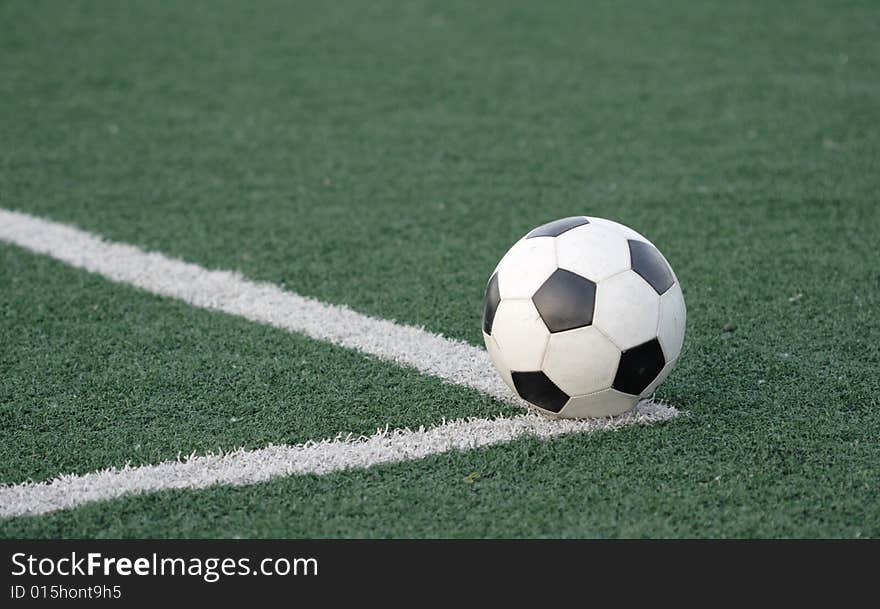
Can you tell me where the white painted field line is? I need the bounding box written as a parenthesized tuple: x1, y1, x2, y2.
(0, 207, 512, 402)
(0, 208, 681, 517)
(0, 401, 677, 517)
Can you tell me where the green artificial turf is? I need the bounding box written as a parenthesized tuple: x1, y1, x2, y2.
(2, 403, 879, 538)
(0, 243, 512, 483)
(1, 0, 880, 537)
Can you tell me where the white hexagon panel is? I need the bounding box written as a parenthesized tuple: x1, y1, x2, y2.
(555, 223, 631, 282)
(542, 326, 620, 397)
(585, 216, 650, 243)
(593, 271, 661, 352)
(488, 299, 550, 372)
(657, 281, 686, 363)
(494, 236, 557, 300)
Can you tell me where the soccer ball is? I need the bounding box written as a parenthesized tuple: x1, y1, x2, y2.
(482, 216, 685, 418)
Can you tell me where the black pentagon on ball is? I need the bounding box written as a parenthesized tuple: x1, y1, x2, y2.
(628, 240, 674, 295)
(612, 338, 666, 396)
(482, 273, 501, 335)
(526, 216, 589, 239)
(531, 269, 597, 333)
(511, 371, 569, 413)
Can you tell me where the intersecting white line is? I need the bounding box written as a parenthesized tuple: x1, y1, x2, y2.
(0, 208, 679, 517)
(0, 402, 677, 517)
